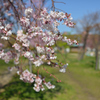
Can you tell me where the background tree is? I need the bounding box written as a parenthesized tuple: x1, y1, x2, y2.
(92, 19, 100, 69)
(75, 12, 99, 60)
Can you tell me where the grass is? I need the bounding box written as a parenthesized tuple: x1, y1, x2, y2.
(0, 53, 100, 100)
(54, 53, 100, 100)
(0, 59, 14, 74)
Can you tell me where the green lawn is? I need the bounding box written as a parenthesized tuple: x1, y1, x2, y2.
(53, 53, 100, 100)
(0, 53, 100, 100)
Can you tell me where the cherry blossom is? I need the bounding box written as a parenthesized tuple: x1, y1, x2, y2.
(0, 5, 78, 92)
(12, 43, 21, 52)
(25, 8, 33, 18)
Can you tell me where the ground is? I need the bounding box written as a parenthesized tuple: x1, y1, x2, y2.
(0, 53, 100, 100)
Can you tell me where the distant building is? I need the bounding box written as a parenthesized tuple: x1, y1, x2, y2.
(70, 43, 83, 53)
(62, 33, 100, 55)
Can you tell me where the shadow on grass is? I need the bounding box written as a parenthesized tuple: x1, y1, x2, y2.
(0, 75, 64, 100)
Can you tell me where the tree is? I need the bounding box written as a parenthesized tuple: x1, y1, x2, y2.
(75, 12, 99, 60)
(0, 0, 77, 92)
(92, 20, 100, 69)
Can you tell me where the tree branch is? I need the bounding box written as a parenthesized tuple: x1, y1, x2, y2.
(7, 0, 20, 20)
(51, 0, 55, 11)
(54, 1, 66, 4)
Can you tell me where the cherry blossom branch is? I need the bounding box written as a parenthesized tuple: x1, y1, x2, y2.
(7, 0, 20, 20)
(55, 8, 66, 13)
(54, 1, 66, 4)
(51, 0, 55, 11)
(43, 68, 61, 82)
(0, 3, 77, 92)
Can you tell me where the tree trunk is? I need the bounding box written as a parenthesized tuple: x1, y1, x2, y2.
(80, 32, 89, 60)
(95, 48, 98, 70)
(80, 49, 85, 60)
(99, 52, 100, 70)
(95, 33, 100, 70)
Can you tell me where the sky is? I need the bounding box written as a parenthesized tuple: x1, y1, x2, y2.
(46, 0, 100, 33)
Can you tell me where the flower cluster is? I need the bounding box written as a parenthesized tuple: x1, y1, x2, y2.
(0, 7, 77, 92)
(0, 23, 13, 40)
(17, 69, 36, 83)
(17, 69, 55, 92)
(25, 8, 33, 18)
(33, 77, 55, 92)
(0, 50, 13, 63)
(59, 63, 68, 73)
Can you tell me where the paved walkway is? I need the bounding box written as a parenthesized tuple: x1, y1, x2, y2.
(0, 69, 17, 88)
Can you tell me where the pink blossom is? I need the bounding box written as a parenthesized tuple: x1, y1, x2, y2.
(0, 6, 77, 92)
(12, 43, 21, 51)
(33, 84, 40, 92)
(35, 77, 42, 85)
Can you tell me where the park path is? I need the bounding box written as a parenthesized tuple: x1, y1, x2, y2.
(66, 70, 99, 100)
(0, 69, 17, 88)
(0, 60, 28, 89)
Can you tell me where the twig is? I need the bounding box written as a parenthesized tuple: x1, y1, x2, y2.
(7, 0, 20, 20)
(54, 1, 66, 4)
(51, 0, 55, 11)
(43, 67, 61, 82)
(55, 8, 66, 13)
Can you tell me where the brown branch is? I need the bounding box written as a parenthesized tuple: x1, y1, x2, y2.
(7, 0, 20, 20)
(43, 68, 61, 82)
(51, 0, 55, 11)
(55, 8, 66, 12)
(30, 0, 39, 10)
(54, 1, 66, 4)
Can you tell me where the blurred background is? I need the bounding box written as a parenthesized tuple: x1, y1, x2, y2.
(0, 0, 100, 100)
